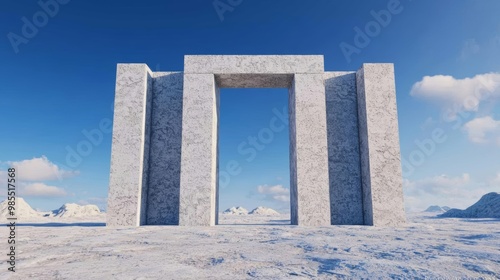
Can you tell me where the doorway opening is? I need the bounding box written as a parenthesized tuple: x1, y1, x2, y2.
(217, 88, 290, 225)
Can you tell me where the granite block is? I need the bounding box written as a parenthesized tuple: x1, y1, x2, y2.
(107, 56, 406, 228)
(178, 74, 219, 226)
(107, 64, 153, 227)
(146, 72, 184, 225)
(356, 64, 406, 226)
(289, 74, 331, 226)
(185, 55, 324, 74)
(325, 71, 364, 225)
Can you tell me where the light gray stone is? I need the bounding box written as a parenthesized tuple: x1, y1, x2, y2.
(325, 72, 364, 225)
(107, 64, 153, 227)
(107, 56, 406, 228)
(185, 55, 324, 74)
(356, 64, 406, 226)
(178, 74, 219, 226)
(289, 74, 331, 226)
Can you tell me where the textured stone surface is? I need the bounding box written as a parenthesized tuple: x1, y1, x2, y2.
(107, 64, 153, 227)
(178, 74, 219, 226)
(215, 74, 293, 88)
(289, 74, 331, 226)
(107, 56, 406, 228)
(146, 72, 184, 225)
(356, 64, 406, 226)
(185, 55, 324, 74)
(325, 72, 364, 225)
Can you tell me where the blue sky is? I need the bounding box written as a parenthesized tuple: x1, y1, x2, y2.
(0, 0, 499, 212)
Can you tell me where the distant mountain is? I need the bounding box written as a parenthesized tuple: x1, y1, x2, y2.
(0, 197, 41, 219)
(0, 198, 103, 220)
(249, 207, 280, 216)
(424, 205, 451, 213)
(222, 206, 248, 215)
(50, 203, 102, 218)
(439, 192, 500, 218)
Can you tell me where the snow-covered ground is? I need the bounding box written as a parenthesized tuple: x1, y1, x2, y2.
(3, 212, 499, 279)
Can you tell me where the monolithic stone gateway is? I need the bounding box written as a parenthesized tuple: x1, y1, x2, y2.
(107, 55, 406, 227)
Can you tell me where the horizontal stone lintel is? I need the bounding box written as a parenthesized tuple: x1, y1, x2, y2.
(184, 55, 324, 74)
(215, 73, 293, 88)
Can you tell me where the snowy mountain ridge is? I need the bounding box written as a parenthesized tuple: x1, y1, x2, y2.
(439, 192, 500, 218)
(222, 206, 249, 215)
(50, 203, 102, 218)
(424, 205, 451, 212)
(0, 198, 103, 220)
(0, 197, 41, 219)
(249, 206, 280, 216)
(222, 206, 280, 216)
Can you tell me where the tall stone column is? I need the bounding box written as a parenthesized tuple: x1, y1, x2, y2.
(356, 64, 406, 226)
(146, 72, 184, 225)
(289, 74, 331, 226)
(107, 64, 153, 227)
(178, 74, 219, 226)
(325, 72, 364, 225)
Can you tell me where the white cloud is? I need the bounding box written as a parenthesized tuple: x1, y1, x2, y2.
(410, 72, 500, 114)
(463, 116, 500, 144)
(9, 156, 79, 181)
(270, 195, 289, 202)
(21, 182, 67, 197)
(257, 184, 288, 194)
(257, 184, 290, 202)
(404, 173, 471, 196)
(403, 173, 498, 212)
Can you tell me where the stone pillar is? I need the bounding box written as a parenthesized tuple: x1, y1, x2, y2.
(289, 74, 331, 226)
(107, 64, 153, 227)
(356, 64, 406, 226)
(146, 72, 184, 225)
(178, 74, 219, 226)
(325, 72, 364, 225)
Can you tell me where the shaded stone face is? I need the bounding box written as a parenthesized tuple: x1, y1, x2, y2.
(325, 71, 364, 225)
(107, 55, 406, 227)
